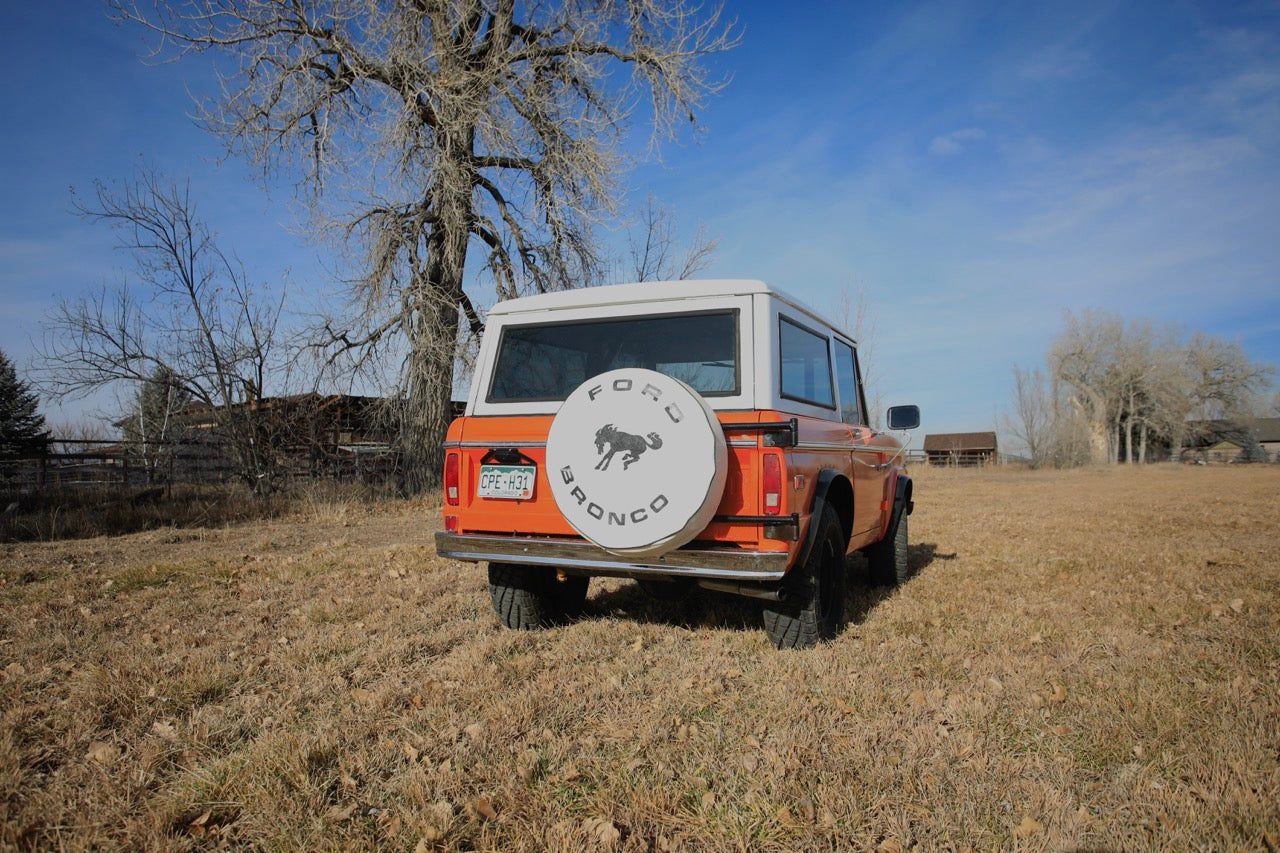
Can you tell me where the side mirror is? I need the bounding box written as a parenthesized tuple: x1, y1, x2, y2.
(886, 405, 920, 431)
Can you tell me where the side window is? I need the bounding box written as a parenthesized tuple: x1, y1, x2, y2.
(834, 340, 863, 425)
(779, 317, 834, 408)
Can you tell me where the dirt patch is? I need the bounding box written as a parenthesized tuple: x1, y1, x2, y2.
(1, 466, 1277, 849)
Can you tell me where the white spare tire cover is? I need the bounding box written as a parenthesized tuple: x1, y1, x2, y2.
(546, 368, 728, 559)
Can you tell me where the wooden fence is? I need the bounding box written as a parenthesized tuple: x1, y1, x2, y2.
(1, 438, 399, 495)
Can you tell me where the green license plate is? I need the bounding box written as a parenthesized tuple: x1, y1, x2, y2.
(477, 464, 536, 500)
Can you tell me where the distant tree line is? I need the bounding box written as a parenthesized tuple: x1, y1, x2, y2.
(1005, 310, 1274, 467)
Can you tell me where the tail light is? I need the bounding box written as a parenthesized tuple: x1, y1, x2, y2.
(444, 451, 460, 506)
(762, 453, 782, 516)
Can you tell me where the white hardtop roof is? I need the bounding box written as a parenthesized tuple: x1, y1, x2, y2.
(486, 278, 848, 337)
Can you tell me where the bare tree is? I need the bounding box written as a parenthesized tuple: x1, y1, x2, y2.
(1042, 310, 1272, 465)
(1184, 333, 1272, 420)
(1003, 365, 1052, 466)
(1049, 309, 1125, 463)
(113, 0, 737, 493)
(122, 366, 192, 484)
(622, 195, 718, 282)
(39, 171, 289, 492)
(1002, 365, 1094, 468)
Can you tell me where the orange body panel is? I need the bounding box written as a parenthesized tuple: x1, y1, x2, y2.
(445, 407, 905, 571)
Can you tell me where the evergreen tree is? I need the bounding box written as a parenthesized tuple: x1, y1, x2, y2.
(0, 349, 48, 460)
(1237, 428, 1269, 464)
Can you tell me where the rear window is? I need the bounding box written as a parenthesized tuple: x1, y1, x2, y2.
(487, 310, 739, 403)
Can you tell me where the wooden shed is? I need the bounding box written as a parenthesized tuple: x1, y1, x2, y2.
(923, 432, 999, 466)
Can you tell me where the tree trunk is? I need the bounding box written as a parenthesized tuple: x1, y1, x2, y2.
(1124, 389, 1134, 465)
(400, 170, 470, 495)
(400, 292, 459, 495)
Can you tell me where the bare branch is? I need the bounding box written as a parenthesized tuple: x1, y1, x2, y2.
(114, 0, 737, 492)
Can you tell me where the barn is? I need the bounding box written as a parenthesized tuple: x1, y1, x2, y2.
(1180, 418, 1280, 464)
(923, 432, 999, 466)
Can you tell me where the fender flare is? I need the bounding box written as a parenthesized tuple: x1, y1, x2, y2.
(795, 469, 850, 569)
(885, 473, 914, 541)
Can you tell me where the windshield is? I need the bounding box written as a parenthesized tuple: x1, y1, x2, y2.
(487, 310, 739, 402)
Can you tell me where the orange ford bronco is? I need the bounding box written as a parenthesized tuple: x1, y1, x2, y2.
(436, 279, 919, 648)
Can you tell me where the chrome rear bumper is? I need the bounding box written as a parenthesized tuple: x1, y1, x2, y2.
(435, 532, 789, 582)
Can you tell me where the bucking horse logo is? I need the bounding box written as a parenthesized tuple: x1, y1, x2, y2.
(594, 424, 663, 471)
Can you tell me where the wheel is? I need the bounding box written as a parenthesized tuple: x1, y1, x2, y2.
(488, 563, 589, 630)
(762, 505, 847, 649)
(867, 513, 910, 586)
(635, 577, 695, 599)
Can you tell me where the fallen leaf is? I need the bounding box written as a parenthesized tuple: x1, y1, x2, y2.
(152, 720, 177, 740)
(350, 687, 375, 703)
(1229, 598, 1244, 613)
(776, 805, 796, 826)
(876, 839, 903, 853)
(584, 818, 621, 846)
(1015, 815, 1043, 836)
(986, 677, 1005, 694)
(85, 741, 116, 764)
(189, 811, 211, 828)
(1050, 682, 1067, 703)
(402, 742, 420, 763)
(701, 791, 715, 810)
(471, 797, 497, 821)
(326, 803, 356, 822)
(741, 753, 759, 772)
(464, 722, 484, 740)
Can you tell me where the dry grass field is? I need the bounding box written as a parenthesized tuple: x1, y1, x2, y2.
(1, 465, 1277, 850)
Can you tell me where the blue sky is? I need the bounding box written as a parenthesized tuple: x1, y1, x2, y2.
(3, 1, 1278, 447)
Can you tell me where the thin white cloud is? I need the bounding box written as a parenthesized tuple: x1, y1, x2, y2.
(1015, 43, 1095, 82)
(928, 127, 986, 156)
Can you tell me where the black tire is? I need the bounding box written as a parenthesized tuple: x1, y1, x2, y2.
(867, 513, 910, 586)
(488, 563, 589, 630)
(635, 577, 695, 600)
(762, 504, 847, 649)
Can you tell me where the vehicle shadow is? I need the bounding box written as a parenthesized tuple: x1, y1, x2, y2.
(581, 542, 958, 634)
(584, 581, 760, 632)
(842, 542, 956, 624)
